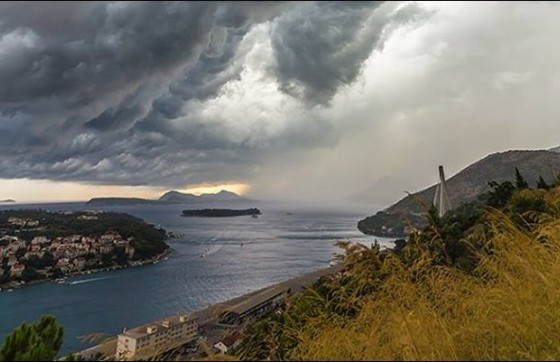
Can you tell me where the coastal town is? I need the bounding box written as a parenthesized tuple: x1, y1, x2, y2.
(0, 210, 169, 290)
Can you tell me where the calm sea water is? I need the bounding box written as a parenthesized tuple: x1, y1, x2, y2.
(0, 201, 391, 354)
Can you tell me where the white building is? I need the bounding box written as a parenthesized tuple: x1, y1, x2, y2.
(31, 236, 50, 245)
(213, 330, 243, 354)
(116, 315, 198, 361)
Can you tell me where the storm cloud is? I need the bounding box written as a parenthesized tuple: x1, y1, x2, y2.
(2, 1, 560, 203)
(0, 1, 411, 187)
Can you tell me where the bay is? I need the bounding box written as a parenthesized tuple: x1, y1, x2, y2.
(0, 201, 392, 354)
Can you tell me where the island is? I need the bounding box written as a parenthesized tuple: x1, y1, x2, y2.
(87, 190, 252, 205)
(0, 199, 15, 203)
(181, 208, 261, 217)
(0, 210, 169, 290)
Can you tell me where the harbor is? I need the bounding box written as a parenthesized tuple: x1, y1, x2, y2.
(77, 264, 344, 360)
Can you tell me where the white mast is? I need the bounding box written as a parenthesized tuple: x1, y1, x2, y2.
(433, 165, 451, 217)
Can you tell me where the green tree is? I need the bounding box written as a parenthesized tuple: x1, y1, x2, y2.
(536, 175, 550, 190)
(487, 180, 516, 208)
(515, 167, 529, 189)
(0, 315, 63, 361)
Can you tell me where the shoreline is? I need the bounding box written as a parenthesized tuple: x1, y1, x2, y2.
(77, 263, 344, 360)
(0, 247, 174, 292)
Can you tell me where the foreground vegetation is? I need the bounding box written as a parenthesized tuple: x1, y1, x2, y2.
(236, 170, 560, 360)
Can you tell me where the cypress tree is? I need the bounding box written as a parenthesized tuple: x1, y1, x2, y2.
(536, 175, 550, 190)
(515, 167, 529, 189)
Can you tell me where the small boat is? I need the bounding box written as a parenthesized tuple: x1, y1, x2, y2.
(7, 289, 13, 292)
(251, 214, 258, 219)
(55, 278, 67, 284)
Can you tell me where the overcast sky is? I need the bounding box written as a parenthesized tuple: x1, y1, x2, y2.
(1, 1, 560, 203)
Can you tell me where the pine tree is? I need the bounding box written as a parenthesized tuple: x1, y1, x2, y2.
(515, 167, 529, 189)
(536, 175, 550, 190)
(0, 315, 63, 361)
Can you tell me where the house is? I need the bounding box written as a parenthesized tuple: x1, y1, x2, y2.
(7, 255, 18, 267)
(74, 257, 86, 270)
(30, 243, 42, 252)
(10, 263, 25, 277)
(24, 251, 45, 259)
(213, 331, 243, 354)
(31, 236, 49, 245)
(9, 240, 25, 252)
(56, 258, 70, 272)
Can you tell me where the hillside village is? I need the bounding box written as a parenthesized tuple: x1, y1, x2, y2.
(0, 210, 168, 289)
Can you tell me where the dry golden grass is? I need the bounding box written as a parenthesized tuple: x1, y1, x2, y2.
(293, 210, 560, 361)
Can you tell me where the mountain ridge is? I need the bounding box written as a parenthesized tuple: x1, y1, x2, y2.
(358, 149, 560, 237)
(87, 190, 249, 205)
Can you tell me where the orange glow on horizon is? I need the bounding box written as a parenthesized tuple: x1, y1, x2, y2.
(177, 183, 250, 196)
(0, 178, 251, 203)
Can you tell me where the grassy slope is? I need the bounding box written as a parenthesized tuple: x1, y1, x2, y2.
(236, 184, 560, 361)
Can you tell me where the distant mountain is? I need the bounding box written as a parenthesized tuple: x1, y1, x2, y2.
(158, 191, 199, 203)
(549, 145, 560, 153)
(358, 149, 560, 237)
(87, 190, 249, 205)
(86, 197, 162, 206)
(0, 199, 15, 203)
(159, 190, 248, 203)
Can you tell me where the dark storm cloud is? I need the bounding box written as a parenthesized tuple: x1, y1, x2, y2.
(0, 1, 426, 188)
(0, 2, 218, 105)
(270, 1, 429, 105)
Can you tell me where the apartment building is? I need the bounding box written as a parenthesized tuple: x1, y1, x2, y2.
(116, 314, 198, 360)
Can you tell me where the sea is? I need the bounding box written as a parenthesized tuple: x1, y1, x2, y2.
(0, 200, 392, 354)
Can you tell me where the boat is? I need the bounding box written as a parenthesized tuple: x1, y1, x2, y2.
(55, 278, 67, 284)
(251, 214, 258, 219)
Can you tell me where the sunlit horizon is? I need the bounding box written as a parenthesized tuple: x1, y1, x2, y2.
(0, 178, 251, 204)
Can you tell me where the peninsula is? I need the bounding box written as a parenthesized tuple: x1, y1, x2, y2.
(181, 208, 261, 217)
(0, 210, 169, 290)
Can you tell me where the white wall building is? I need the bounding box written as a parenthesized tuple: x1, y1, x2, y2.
(116, 315, 198, 360)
